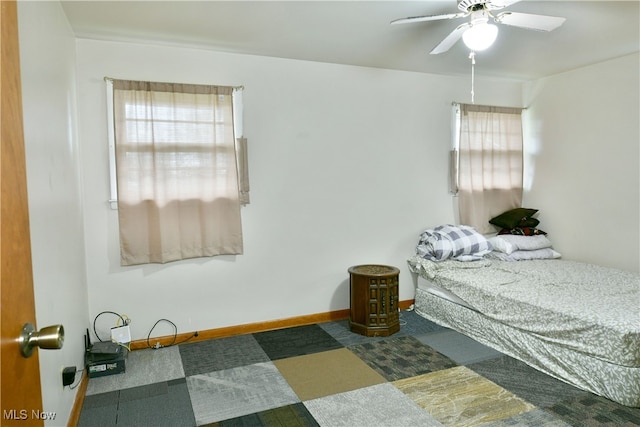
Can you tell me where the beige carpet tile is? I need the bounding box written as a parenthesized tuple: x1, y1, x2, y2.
(273, 348, 387, 401)
(394, 366, 536, 427)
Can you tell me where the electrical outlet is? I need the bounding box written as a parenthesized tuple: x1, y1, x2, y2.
(111, 325, 131, 343)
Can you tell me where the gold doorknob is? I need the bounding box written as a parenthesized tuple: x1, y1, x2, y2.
(19, 323, 64, 358)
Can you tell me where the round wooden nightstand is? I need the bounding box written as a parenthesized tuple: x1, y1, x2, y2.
(348, 264, 400, 337)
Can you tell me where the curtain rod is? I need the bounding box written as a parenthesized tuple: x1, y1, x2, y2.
(452, 101, 527, 110)
(103, 76, 244, 91)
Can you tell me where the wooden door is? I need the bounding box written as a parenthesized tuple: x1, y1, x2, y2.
(0, 1, 45, 425)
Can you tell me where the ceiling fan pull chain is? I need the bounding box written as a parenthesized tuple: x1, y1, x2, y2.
(469, 51, 476, 104)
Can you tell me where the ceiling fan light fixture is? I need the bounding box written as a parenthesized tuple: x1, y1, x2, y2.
(462, 22, 498, 51)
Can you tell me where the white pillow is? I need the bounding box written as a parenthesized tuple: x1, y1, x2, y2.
(487, 248, 561, 261)
(489, 234, 553, 255)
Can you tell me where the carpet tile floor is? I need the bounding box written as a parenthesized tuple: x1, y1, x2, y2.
(79, 310, 640, 426)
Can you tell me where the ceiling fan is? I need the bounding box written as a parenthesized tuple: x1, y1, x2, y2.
(391, 0, 566, 54)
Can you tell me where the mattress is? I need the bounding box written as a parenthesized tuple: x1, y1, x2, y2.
(408, 256, 640, 407)
(417, 275, 476, 311)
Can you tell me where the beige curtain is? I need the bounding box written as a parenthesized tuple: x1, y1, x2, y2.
(112, 80, 243, 265)
(236, 137, 250, 205)
(457, 104, 523, 234)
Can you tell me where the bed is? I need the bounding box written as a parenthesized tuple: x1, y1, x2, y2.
(407, 255, 640, 407)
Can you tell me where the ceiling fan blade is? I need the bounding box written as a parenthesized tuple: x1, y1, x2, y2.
(430, 23, 471, 55)
(495, 11, 566, 32)
(486, 0, 522, 10)
(391, 12, 468, 25)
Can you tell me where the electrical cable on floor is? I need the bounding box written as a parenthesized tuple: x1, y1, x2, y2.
(399, 310, 407, 327)
(399, 306, 415, 327)
(94, 312, 198, 350)
(146, 318, 199, 350)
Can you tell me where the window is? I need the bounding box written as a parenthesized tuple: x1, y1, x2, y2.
(450, 103, 524, 233)
(107, 79, 249, 266)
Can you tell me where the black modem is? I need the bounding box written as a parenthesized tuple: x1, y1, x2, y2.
(85, 328, 127, 378)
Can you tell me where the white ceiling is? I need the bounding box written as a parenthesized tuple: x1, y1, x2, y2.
(59, 1, 639, 80)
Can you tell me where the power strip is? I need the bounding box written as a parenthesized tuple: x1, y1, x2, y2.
(111, 325, 131, 344)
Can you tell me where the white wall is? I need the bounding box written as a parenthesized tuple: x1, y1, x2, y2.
(18, 1, 89, 426)
(17, 4, 637, 425)
(75, 39, 522, 342)
(523, 53, 640, 273)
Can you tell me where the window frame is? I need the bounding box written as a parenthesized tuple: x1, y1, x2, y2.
(105, 79, 245, 210)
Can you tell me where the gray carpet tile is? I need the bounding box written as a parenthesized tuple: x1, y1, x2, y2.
(179, 333, 270, 376)
(206, 403, 320, 427)
(78, 313, 639, 427)
(78, 391, 119, 427)
(186, 362, 299, 425)
(348, 335, 457, 381)
(398, 309, 447, 335)
(318, 319, 400, 347)
(483, 408, 572, 426)
(415, 328, 503, 365)
(116, 378, 196, 427)
(468, 355, 587, 408)
(252, 324, 343, 360)
(81, 390, 120, 409)
(304, 383, 444, 427)
(318, 311, 444, 347)
(85, 345, 185, 395)
(545, 394, 640, 427)
(79, 380, 196, 427)
(119, 380, 168, 402)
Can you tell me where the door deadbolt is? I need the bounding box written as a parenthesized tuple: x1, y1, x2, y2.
(19, 323, 64, 358)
